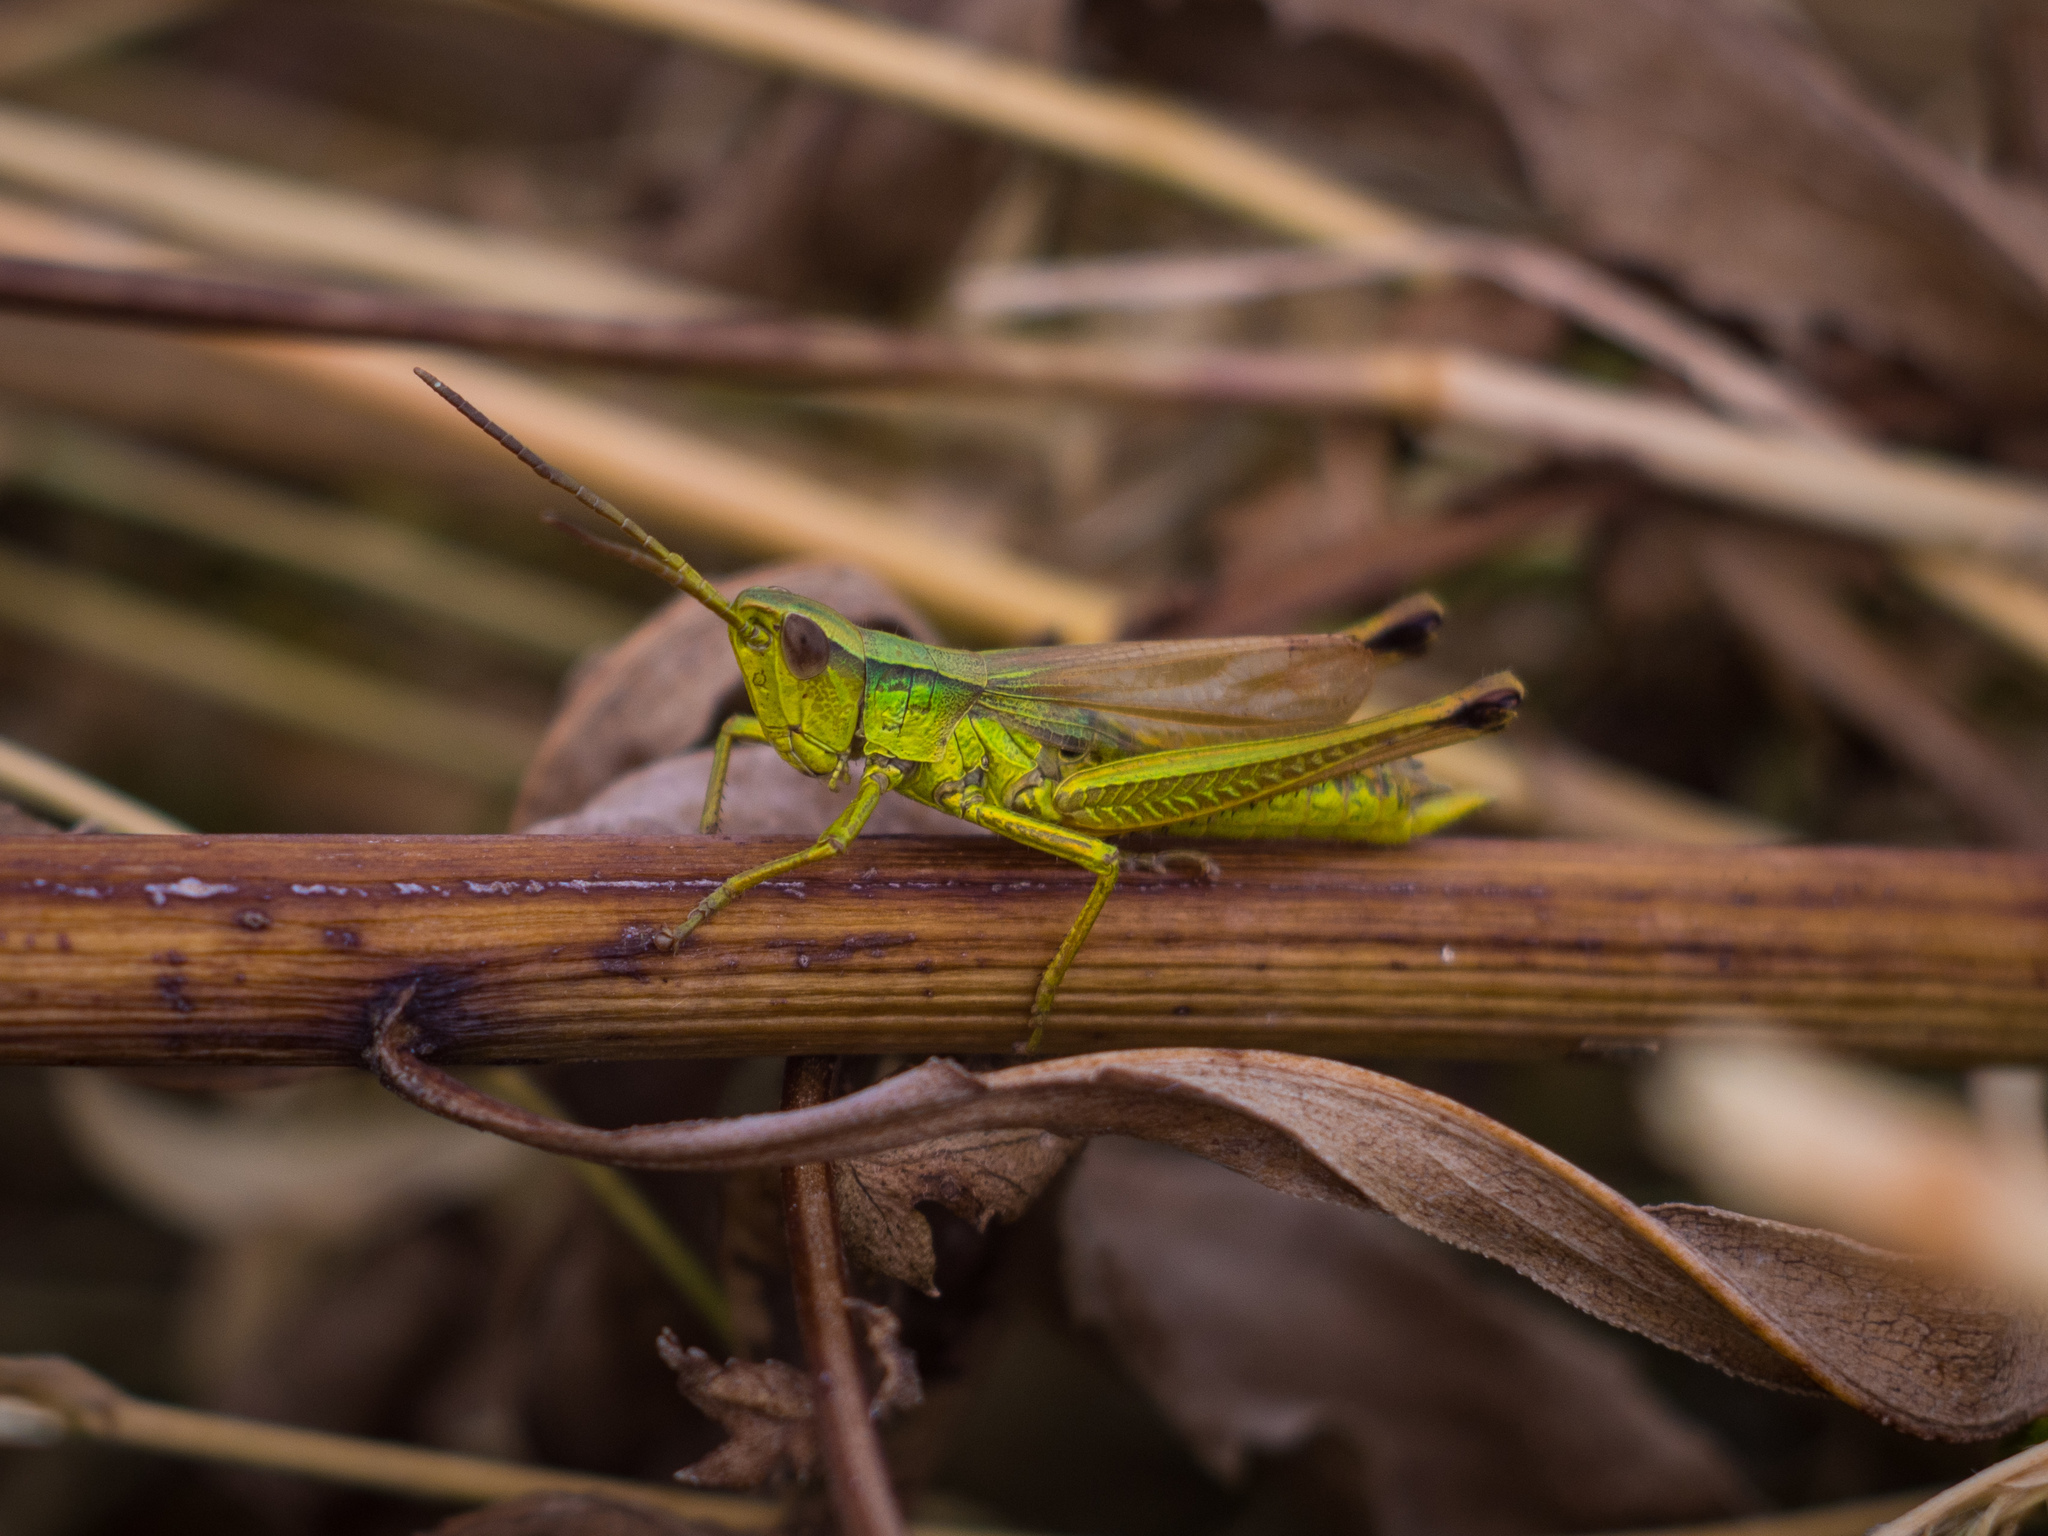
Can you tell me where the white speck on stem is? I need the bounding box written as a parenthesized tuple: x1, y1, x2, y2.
(145, 877, 237, 906)
(1441, 944, 1456, 964)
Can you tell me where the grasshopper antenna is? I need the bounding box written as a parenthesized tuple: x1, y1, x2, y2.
(540, 512, 680, 584)
(414, 368, 761, 641)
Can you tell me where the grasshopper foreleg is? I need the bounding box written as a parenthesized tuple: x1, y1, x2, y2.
(957, 797, 1120, 1055)
(700, 713, 769, 833)
(656, 761, 902, 950)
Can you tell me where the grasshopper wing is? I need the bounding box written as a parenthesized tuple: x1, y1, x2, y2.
(973, 594, 1447, 752)
(1048, 673, 1523, 832)
(974, 633, 1374, 751)
(975, 594, 1445, 752)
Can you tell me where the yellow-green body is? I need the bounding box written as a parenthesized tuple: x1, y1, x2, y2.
(699, 587, 1520, 1049)
(418, 369, 1523, 1051)
(851, 629, 1462, 839)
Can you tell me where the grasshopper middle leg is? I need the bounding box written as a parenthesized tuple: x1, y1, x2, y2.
(959, 797, 1121, 1054)
(655, 761, 901, 950)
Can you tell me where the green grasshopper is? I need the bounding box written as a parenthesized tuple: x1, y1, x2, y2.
(419, 370, 1523, 1050)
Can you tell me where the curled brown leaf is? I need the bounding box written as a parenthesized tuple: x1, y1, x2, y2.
(375, 1030, 2048, 1441)
(832, 1128, 1078, 1294)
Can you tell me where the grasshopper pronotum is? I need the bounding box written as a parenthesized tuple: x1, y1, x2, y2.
(420, 371, 1523, 1050)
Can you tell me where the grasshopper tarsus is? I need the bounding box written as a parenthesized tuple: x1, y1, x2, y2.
(1120, 849, 1223, 883)
(421, 375, 1525, 1034)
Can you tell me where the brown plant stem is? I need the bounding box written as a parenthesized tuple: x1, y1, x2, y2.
(4, 834, 2047, 1064)
(782, 1058, 907, 1536)
(956, 237, 1850, 438)
(6, 257, 2048, 566)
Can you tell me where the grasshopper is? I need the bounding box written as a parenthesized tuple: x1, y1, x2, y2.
(419, 370, 1523, 1050)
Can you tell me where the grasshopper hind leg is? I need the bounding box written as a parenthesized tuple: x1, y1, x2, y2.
(954, 796, 1121, 1054)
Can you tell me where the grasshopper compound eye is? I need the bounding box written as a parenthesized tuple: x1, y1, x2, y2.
(780, 613, 831, 680)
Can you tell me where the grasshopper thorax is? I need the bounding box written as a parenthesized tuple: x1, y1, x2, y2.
(729, 589, 868, 778)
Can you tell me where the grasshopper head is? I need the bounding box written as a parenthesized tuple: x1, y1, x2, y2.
(730, 590, 867, 778)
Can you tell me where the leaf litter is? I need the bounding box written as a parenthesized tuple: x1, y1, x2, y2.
(378, 1031, 2048, 1442)
(13, 0, 2048, 1531)
(655, 1303, 921, 1490)
(1061, 1137, 1756, 1535)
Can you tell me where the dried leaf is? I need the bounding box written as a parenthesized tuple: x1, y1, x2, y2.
(845, 1297, 923, 1414)
(833, 1127, 1078, 1294)
(654, 1301, 921, 1489)
(1258, 0, 2048, 405)
(656, 1328, 817, 1489)
(511, 562, 938, 829)
(409, 1050, 2048, 1440)
(427, 1492, 728, 1536)
(1063, 1137, 1754, 1536)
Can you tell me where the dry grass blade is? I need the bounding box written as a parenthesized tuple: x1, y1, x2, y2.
(1647, 1040, 2048, 1309)
(0, 101, 724, 316)
(0, 408, 640, 663)
(0, 187, 1123, 642)
(0, 544, 544, 784)
(1692, 529, 2048, 848)
(518, 0, 1423, 253)
(370, 1033, 2048, 1441)
(509, 0, 1829, 433)
(1599, 1492, 1935, 1536)
(0, 731, 186, 832)
(957, 238, 1848, 436)
(1869, 1440, 2048, 1536)
(1900, 550, 2048, 677)
(0, 1355, 777, 1528)
(1430, 734, 1792, 845)
(231, 342, 1121, 643)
